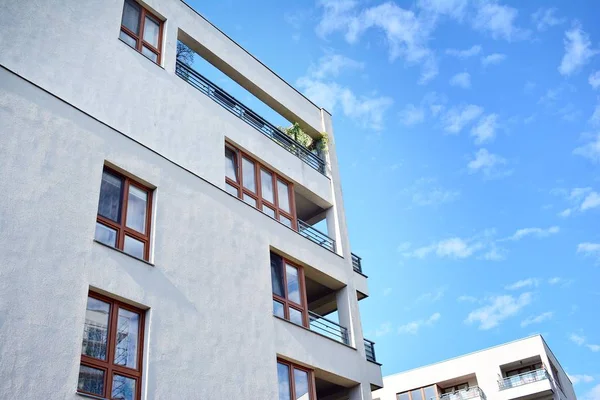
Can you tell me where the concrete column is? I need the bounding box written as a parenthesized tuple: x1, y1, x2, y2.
(349, 383, 372, 400)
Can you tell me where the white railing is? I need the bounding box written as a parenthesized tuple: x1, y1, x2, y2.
(498, 368, 549, 390)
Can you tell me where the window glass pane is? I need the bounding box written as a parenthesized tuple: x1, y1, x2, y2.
(262, 205, 276, 219)
(286, 264, 301, 304)
(280, 215, 292, 228)
(270, 253, 284, 297)
(424, 385, 438, 400)
(81, 296, 110, 360)
(261, 169, 274, 203)
(124, 235, 145, 259)
(226, 183, 239, 196)
(277, 362, 291, 400)
(141, 46, 158, 62)
(114, 308, 140, 369)
(243, 193, 257, 208)
(119, 30, 137, 48)
(242, 158, 256, 192)
(121, 0, 141, 34)
(398, 393, 410, 400)
(277, 180, 290, 212)
(98, 170, 123, 222)
(273, 300, 285, 318)
(126, 185, 148, 233)
(143, 16, 160, 47)
(411, 389, 424, 400)
(294, 369, 310, 400)
(95, 223, 117, 247)
(78, 365, 105, 396)
(112, 374, 136, 400)
(289, 307, 303, 326)
(225, 148, 238, 181)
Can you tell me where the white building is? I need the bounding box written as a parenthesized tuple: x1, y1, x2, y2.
(372, 336, 576, 400)
(0, 0, 382, 398)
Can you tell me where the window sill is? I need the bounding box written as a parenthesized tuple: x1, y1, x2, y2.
(93, 239, 155, 267)
(76, 392, 107, 400)
(117, 38, 165, 70)
(273, 314, 355, 351)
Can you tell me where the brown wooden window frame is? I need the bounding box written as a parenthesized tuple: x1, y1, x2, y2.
(119, 0, 164, 64)
(397, 385, 441, 400)
(78, 291, 145, 400)
(95, 166, 153, 261)
(271, 252, 309, 328)
(277, 358, 317, 400)
(225, 143, 297, 230)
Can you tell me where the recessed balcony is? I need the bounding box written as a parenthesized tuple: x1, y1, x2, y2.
(436, 386, 486, 400)
(498, 369, 549, 390)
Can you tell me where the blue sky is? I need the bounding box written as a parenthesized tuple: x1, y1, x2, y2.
(187, 0, 599, 398)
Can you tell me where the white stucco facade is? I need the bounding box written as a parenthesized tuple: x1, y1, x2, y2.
(0, 0, 382, 398)
(372, 336, 576, 400)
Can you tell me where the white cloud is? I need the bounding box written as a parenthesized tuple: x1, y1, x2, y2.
(574, 133, 600, 163)
(317, 1, 439, 83)
(467, 148, 510, 178)
(399, 104, 426, 126)
(548, 277, 562, 285)
(558, 187, 600, 216)
(570, 333, 586, 346)
(458, 295, 478, 303)
(577, 242, 600, 260)
(417, 0, 469, 19)
(482, 245, 506, 261)
(403, 237, 481, 259)
(568, 374, 594, 385)
(442, 104, 484, 133)
(405, 178, 460, 207)
(446, 45, 482, 58)
(481, 53, 507, 66)
(590, 71, 600, 90)
(558, 23, 597, 76)
(398, 312, 441, 334)
(374, 321, 393, 337)
(505, 226, 560, 241)
(471, 114, 499, 144)
(383, 287, 393, 296)
(591, 102, 600, 126)
(583, 384, 600, 400)
(532, 8, 565, 31)
(416, 287, 446, 303)
(581, 191, 600, 211)
(450, 72, 471, 89)
(558, 208, 572, 218)
(308, 53, 364, 79)
(472, 1, 528, 41)
(465, 292, 533, 330)
(505, 278, 540, 291)
(587, 344, 600, 352)
(521, 311, 553, 327)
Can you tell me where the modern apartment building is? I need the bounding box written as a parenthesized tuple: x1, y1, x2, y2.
(372, 336, 576, 400)
(0, 0, 382, 399)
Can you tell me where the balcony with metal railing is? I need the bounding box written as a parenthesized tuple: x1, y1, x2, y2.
(298, 219, 336, 253)
(498, 368, 549, 390)
(364, 338, 377, 363)
(352, 253, 363, 274)
(175, 60, 326, 174)
(434, 386, 486, 400)
(308, 311, 349, 345)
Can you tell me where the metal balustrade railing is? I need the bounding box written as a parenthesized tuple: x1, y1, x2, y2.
(298, 220, 336, 253)
(175, 61, 326, 174)
(308, 311, 349, 345)
(364, 338, 377, 363)
(498, 368, 549, 390)
(434, 386, 486, 400)
(351, 253, 362, 274)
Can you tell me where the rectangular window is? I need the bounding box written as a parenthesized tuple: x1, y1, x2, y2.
(270, 252, 307, 327)
(119, 0, 163, 64)
(277, 359, 315, 400)
(225, 144, 296, 228)
(95, 167, 153, 261)
(78, 292, 145, 400)
(398, 385, 439, 400)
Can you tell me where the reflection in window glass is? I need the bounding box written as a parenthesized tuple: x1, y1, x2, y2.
(77, 365, 105, 396)
(112, 374, 136, 400)
(270, 253, 284, 297)
(424, 385, 438, 400)
(280, 215, 292, 228)
(119, 30, 137, 48)
(412, 389, 424, 400)
(277, 180, 290, 212)
(226, 183, 238, 196)
(242, 158, 256, 192)
(243, 193, 257, 208)
(398, 393, 410, 400)
(225, 148, 238, 181)
(143, 16, 160, 47)
(262, 206, 276, 219)
(261, 169, 274, 203)
(126, 185, 148, 233)
(286, 264, 301, 304)
(114, 308, 140, 369)
(98, 171, 123, 222)
(273, 300, 285, 318)
(82, 297, 110, 360)
(289, 307, 303, 326)
(95, 223, 117, 247)
(141, 46, 158, 62)
(124, 235, 145, 259)
(121, 0, 141, 34)
(277, 362, 291, 400)
(294, 369, 310, 400)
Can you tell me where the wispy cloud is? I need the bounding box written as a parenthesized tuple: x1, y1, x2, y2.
(446, 45, 482, 58)
(458, 295, 478, 303)
(467, 148, 511, 179)
(442, 104, 484, 133)
(558, 22, 597, 76)
(450, 72, 471, 89)
(374, 321, 393, 337)
(505, 278, 540, 291)
(307, 53, 364, 79)
(570, 333, 600, 352)
(504, 226, 560, 241)
(481, 53, 507, 66)
(383, 287, 393, 296)
(471, 1, 529, 41)
(398, 312, 441, 334)
(577, 242, 600, 261)
(399, 104, 426, 126)
(404, 177, 460, 207)
(557, 187, 600, 216)
(471, 114, 499, 144)
(402, 237, 483, 259)
(531, 8, 565, 31)
(574, 132, 600, 163)
(590, 71, 600, 90)
(568, 374, 594, 385)
(465, 292, 533, 330)
(521, 311, 553, 327)
(416, 287, 446, 303)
